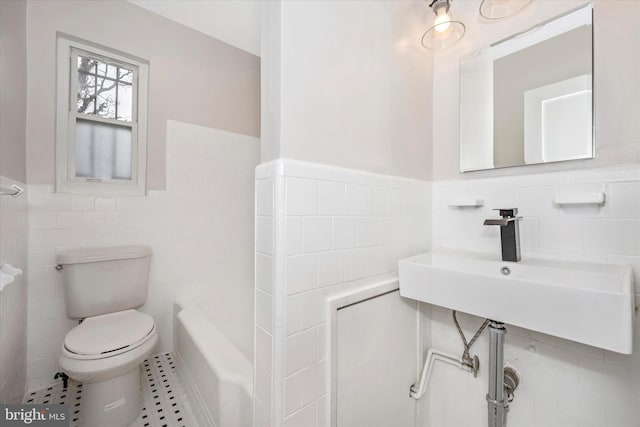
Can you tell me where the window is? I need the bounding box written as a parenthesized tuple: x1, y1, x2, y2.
(56, 37, 148, 195)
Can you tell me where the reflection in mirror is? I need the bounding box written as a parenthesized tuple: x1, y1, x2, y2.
(460, 3, 593, 172)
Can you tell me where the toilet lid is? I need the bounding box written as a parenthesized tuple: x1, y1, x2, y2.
(64, 309, 155, 356)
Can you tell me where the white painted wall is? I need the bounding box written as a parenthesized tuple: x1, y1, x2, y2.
(261, 0, 433, 181)
(128, 0, 261, 56)
(433, 0, 640, 181)
(25, 122, 259, 389)
(336, 290, 418, 427)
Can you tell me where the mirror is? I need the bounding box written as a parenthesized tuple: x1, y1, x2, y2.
(459, 4, 593, 172)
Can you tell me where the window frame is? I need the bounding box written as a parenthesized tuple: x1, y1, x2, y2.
(56, 37, 148, 196)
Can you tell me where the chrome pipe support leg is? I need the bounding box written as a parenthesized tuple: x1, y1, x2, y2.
(487, 321, 508, 427)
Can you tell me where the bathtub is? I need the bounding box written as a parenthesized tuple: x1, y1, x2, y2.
(174, 290, 253, 427)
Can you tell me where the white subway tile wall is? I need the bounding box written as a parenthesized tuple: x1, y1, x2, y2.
(25, 121, 259, 390)
(429, 165, 640, 427)
(254, 159, 431, 427)
(0, 177, 28, 403)
(254, 175, 275, 427)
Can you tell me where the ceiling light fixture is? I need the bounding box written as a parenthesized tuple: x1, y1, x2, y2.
(479, 0, 532, 21)
(422, 0, 466, 50)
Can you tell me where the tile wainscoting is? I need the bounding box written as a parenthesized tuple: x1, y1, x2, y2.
(25, 121, 258, 389)
(427, 164, 640, 427)
(254, 159, 432, 427)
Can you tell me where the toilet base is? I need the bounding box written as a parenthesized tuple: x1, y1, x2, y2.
(82, 367, 142, 427)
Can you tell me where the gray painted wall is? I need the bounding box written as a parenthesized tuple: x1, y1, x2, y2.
(25, 0, 260, 190)
(0, 0, 27, 183)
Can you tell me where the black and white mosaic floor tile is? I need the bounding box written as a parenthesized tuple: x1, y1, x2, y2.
(22, 353, 197, 427)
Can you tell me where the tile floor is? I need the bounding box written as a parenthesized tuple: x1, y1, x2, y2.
(22, 353, 197, 427)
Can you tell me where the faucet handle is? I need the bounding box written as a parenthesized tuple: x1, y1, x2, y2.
(493, 208, 518, 218)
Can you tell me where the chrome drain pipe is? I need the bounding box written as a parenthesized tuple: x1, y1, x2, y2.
(487, 321, 508, 427)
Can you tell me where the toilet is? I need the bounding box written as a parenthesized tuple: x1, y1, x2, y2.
(56, 245, 158, 427)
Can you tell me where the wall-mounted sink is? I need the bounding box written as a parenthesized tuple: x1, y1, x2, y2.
(399, 250, 635, 354)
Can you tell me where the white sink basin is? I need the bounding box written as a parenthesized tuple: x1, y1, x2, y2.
(399, 250, 635, 354)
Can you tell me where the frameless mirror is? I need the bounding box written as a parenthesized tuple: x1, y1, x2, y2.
(459, 3, 593, 172)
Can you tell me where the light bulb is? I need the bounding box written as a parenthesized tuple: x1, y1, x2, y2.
(421, 0, 465, 49)
(434, 10, 451, 33)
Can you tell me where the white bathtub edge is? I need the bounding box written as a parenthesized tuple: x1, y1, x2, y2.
(174, 298, 254, 427)
(176, 309, 253, 394)
(175, 351, 216, 427)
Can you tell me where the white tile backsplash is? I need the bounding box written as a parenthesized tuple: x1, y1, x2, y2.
(256, 253, 274, 294)
(285, 254, 318, 295)
(285, 327, 319, 376)
(317, 181, 346, 216)
(257, 179, 275, 217)
(331, 217, 358, 250)
(343, 249, 368, 282)
(284, 369, 304, 416)
(286, 178, 318, 216)
(285, 217, 304, 255)
(255, 325, 273, 374)
(283, 402, 316, 427)
(255, 364, 273, 409)
(301, 360, 327, 406)
(70, 197, 94, 211)
(257, 217, 275, 255)
(303, 217, 332, 253)
(256, 290, 274, 334)
(317, 251, 344, 287)
(345, 184, 368, 216)
(583, 219, 640, 256)
(429, 164, 640, 427)
(603, 181, 640, 218)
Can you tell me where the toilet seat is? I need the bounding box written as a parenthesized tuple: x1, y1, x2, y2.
(64, 309, 155, 359)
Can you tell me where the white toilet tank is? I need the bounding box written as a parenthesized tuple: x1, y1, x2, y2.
(57, 245, 152, 319)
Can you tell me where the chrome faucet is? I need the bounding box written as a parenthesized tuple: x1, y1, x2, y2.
(484, 208, 522, 262)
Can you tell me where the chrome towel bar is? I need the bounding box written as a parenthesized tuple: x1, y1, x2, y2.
(0, 184, 24, 197)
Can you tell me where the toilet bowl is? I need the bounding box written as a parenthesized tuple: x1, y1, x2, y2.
(56, 246, 155, 427)
(59, 310, 158, 427)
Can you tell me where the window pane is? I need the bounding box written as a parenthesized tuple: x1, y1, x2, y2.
(95, 76, 117, 119)
(77, 72, 95, 114)
(97, 62, 117, 79)
(75, 54, 134, 123)
(117, 83, 133, 121)
(77, 56, 96, 74)
(119, 67, 133, 83)
(75, 119, 132, 180)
